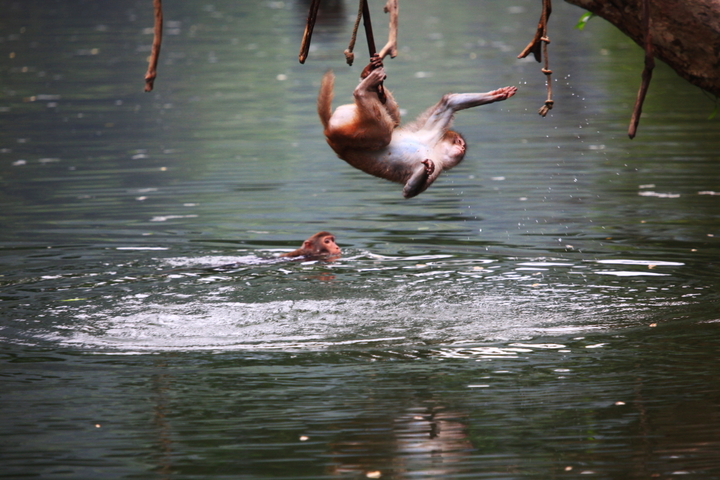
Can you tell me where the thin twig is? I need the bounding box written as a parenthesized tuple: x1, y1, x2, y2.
(628, 0, 654, 139)
(299, 0, 321, 64)
(344, 0, 365, 65)
(377, 0, 398, 59)
(346, 0, 398, 65)
(144, 0, 163, 92)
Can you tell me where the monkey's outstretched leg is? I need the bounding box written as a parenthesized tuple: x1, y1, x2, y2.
(402, 159, 435, 198)
(341, 68, 395, 149)
(417, 87, 517, 133)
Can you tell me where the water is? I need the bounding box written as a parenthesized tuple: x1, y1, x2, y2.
(1, 0, 719, 478)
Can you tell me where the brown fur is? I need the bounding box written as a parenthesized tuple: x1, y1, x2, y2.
(317, 66, 516, 198)
(280, 231, 341, 259)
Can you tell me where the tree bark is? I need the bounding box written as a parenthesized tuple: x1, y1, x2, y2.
(564, 0, 720, 97)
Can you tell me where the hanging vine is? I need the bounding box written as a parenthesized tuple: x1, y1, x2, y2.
(518, 0, 553, 117)
(300, 0, 397, 67)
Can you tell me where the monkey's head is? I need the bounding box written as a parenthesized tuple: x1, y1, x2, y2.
(304, 231, 341, 258)
(281, 231, 341, 260)
(439, 130, 467, 167)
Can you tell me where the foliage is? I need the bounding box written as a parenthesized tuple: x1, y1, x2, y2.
(574, 12, 595, 30)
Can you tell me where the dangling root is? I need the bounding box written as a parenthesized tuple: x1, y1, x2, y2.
(144, 0, 163, 92)
(628, 0, 654, 139)
(518, 0, 554, 117)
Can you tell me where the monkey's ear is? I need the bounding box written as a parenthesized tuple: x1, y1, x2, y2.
(302, 240, 313, 250)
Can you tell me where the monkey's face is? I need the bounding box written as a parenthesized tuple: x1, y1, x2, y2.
(439, 131, 467, 167)
(318, 235, 341, 257)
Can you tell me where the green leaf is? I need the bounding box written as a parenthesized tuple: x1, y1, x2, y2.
(575, 12, 595, 30)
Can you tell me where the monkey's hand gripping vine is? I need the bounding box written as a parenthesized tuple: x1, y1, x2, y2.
(317, 65, 517, 198)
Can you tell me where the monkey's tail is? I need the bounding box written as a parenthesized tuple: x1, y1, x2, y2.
(317, 70, 335, 130)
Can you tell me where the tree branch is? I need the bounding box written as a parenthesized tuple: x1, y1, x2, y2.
(564, 0, 720, 98)
(519, 0, 554, 116)
(144, 0, 163, 92)
(344, 0, 365, 65)
(298, 0, 321, 64)
(377, 0, 398, 59)
(628, 0, 654, 139)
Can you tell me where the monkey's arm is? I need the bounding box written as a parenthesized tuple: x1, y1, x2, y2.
(401, 159, 435, 198)
(383, 89, 401, 127)
(355, 69, 400, 127)
(353, 68, 388, 111)
(347, 68, 398, 149)
(359, 55, 401, 126)
(410, 86, 517, 133)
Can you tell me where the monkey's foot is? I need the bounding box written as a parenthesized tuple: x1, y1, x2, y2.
(403, 160, 436, 198)
(422, 159, 435, 176)
(361, 55, 386, 79)
(369, 54, 383, 69)
(366, 67, 387, 86)
(491, 86, 518, 101)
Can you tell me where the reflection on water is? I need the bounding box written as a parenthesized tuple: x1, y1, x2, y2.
(3, 331, 720, 478)
(16, 251, 702, 352)
(1, 0, 719, 478)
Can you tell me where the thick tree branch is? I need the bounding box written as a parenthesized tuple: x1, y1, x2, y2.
(564, 0, 720, 97)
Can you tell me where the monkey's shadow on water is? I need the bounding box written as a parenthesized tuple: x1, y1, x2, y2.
(36, 253, 689, 353)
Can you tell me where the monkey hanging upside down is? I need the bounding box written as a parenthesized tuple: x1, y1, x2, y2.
(317, 61, 517, 198)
